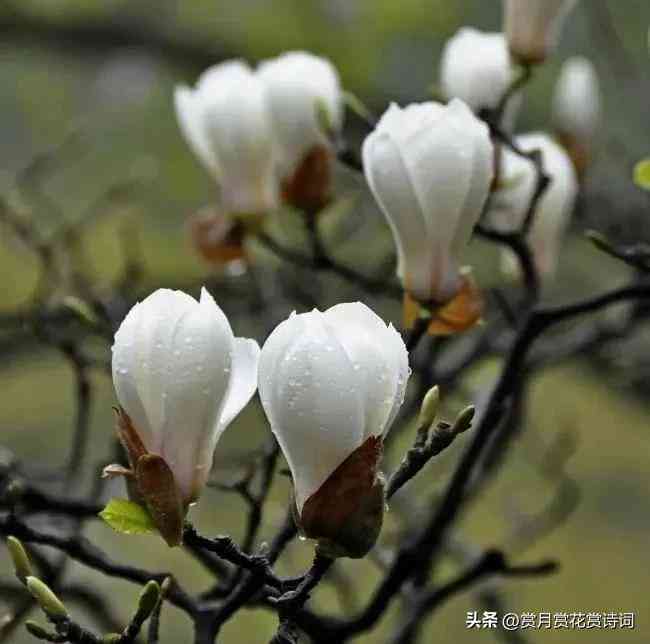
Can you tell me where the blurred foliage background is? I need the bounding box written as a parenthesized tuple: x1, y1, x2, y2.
(1, 0, 650, 642)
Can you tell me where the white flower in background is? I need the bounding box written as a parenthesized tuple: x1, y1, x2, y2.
(552, 56, 601, 175)
(504, 0, 578, 64)
(257, 51, 343, 180)
(174, 61, 277, 214)
(258, 303, 409, 556)
(362, 99, 493, 304)
(553, 57, 600, 141)
(440, 28, 516, 115)
(112, 288, 260, 506)
(489, 133, 578, 277)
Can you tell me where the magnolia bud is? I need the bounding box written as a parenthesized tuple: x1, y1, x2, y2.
(552, 56, 601, 177)
(504, 0, 578, 65)
(440, 29, 517, 116)
(25, 621, 57, 641)
(6, 536, 33, 584)
(258, 303, 410, 557)
(417, 386, 440, 429)
(174, 61, 278, 215)
(363, 99, 492, 325)
(132, 581, 161, 626)
(26, 577, 68, 622)
(258, 52, 343, 212)
(489, 133, 578, 278)
(111, 288, 260, 519)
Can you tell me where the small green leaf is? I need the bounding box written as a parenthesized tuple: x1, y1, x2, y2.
(99, 498, 157, 535)
(633, 159, 650, 191)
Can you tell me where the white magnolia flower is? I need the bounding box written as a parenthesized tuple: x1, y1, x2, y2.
(257, 51, 343, 179)
(258, 302, 409, 515)
(362, 99, 494, 303)
(552, 56, 601, 144)
(489, 133, 578, 277)
(504, 0, 578, 64)
(174, 61, 277, 214)
(440, 28, 515, 113)
(112, 287, 260, 505)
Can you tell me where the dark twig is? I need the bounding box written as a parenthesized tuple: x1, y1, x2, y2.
(389, 550, 557, 644)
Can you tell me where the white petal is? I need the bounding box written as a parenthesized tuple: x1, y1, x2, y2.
(402, 101, 476, 300)
(217, 337, 261, 436)
(440, 28, 513, 112)
(363, 124, 431, 298)
(449, 100, 494, 260)
(258, 51, 343, 177)
(322, 303, 409, 439)
(201, 64, 277, 213)
(174, 86, 220, 177)
(552, 56, 601, 141)
(112, 287, 259, 504)
(112, 289, 197, 452)
(157, 292, 233, 501)
(178, 60, 278, 214)
(364, 100, 492, 302)
(258, 310, 364, 512)
(490, 133, 578, 277)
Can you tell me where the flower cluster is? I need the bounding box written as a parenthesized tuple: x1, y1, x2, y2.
(175, 51, 343, 217)
(107, 0, 595, 559)
(111, 294, 408, 556)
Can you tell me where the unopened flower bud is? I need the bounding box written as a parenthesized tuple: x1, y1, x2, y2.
(6, 536, 32, 584)
(489, 133, 578, 279)
(417, 386, 440, 429)
(504, 0, 578, 65)
(133, 581, 161, 625)
(453, 405, 475, 434)
(111, 288, 260, 542)
(26, 577, 68, 622)
(258, 51, 343, 212)
(552, 56, 601, 177)
(440, 29, 518, 117)
(259, 303, 409, 558)
(174, 61, 278, 215)
(363, 100, 492, 333)
(25, 621, 57, 641)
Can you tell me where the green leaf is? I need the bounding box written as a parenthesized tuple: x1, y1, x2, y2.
(99, 498, 157, 536)
(633, 159, 650, 191)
